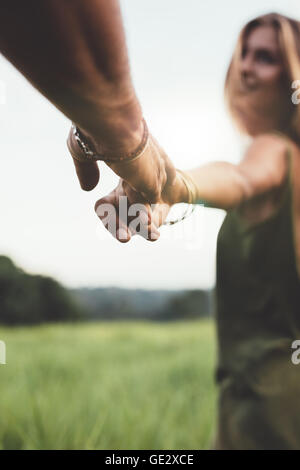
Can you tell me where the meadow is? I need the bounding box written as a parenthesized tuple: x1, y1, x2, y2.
(0, 319, 218, 450)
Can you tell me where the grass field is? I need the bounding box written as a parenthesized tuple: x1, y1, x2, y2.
(0, 319, 218, 450)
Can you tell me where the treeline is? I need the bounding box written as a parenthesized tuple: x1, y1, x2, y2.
(72, 287, 213, 321)
(0, 256, 214, 325)
(0, 256, 82, 325)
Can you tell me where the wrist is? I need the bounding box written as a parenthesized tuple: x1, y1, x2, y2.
(72, 89, 144, 158)
(166, 172, 190, 205)
(172, 169, 199, 205)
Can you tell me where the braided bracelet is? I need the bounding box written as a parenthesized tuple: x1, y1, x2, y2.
(71, 118, 149, 164)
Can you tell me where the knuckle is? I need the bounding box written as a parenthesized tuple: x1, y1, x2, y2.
(94, 198, 108, 214)
(150, 189, 160, 202)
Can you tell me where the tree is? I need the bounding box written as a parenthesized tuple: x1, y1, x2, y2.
(0, 256, 82, 325)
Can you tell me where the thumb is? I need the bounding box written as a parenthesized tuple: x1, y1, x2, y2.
(67, 127, 100, 191)
(72, 158, 100, 191)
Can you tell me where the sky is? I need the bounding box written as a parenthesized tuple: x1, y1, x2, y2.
(0, 0, 299, 290)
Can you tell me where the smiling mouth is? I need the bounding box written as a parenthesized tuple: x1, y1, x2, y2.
(240, 78, 258, 92)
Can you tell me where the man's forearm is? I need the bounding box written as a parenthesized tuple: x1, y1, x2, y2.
(0, 0, 143, 152)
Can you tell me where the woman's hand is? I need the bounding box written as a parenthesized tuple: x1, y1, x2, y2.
(94, 172, 188, 243)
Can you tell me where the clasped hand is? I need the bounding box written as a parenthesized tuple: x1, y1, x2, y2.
(67, 123, 185, 242)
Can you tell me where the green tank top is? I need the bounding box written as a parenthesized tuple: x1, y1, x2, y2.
(212, 138, 300, 449)
(214, 145, 300, 389)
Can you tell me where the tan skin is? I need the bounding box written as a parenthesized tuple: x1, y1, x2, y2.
(95, 24, 300, 241)
(0, 0, 176, 203)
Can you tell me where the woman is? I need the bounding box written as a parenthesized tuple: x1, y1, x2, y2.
(95, 13, 300, 449)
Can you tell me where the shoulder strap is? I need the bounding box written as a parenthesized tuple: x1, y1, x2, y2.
(265, 130, 294, 183)
(267, 130, 293, 157)
(265, 131, 300, 279)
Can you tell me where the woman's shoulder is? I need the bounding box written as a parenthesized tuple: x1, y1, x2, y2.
(246, 133, 292, 158)
(245, 132, 300, 163)
(238, 133, 291, 195)
(236, 132, 300, 228)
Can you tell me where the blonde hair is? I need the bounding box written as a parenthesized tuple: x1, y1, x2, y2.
(225, 13, 300, 141)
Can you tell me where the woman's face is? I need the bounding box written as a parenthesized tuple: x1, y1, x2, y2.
(240, 25, 284, 91)
(233, 24, 293, 135)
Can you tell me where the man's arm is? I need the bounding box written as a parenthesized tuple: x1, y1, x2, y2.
(0, 0, 142, 149)
(0, 0, 175, 198)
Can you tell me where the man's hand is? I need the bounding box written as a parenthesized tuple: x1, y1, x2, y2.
(67, 122, 177, 204)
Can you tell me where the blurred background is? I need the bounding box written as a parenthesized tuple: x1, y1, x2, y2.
(0, 0, 298, 450)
